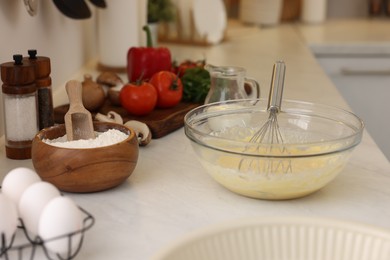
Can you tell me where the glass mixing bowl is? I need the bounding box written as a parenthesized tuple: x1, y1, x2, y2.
(184, 99, 364, 200)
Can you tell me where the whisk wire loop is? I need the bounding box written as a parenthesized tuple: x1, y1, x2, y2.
(239, 61, 292, 174)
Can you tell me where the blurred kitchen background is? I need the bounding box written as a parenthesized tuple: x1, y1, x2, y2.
(0, 0, 377, 89)
(1, 0, 390, 160)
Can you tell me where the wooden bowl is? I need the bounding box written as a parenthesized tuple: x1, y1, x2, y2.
(31, 122, 139, 193)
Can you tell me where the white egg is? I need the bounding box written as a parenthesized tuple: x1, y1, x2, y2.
(19, 182, 61, 237)
(0, 193, 18, 247)
(2, 167, 41, 209)
(38, 197, 83, 257)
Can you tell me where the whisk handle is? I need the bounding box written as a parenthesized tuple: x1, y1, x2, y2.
(268, 61, 286, 113)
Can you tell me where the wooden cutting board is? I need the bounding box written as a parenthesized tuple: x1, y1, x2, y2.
(54, 100, 200, 139)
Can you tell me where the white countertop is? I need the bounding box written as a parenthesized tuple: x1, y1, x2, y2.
(299, 19, 390, 44)
(1, 19, 390, 259)
(298, 18, 390, 55)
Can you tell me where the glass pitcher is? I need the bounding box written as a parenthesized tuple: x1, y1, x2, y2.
(204, 64, 260, 104)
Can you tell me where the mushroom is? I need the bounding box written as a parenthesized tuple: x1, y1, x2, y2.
(95, 111, 123, 124)
(124, 120, 152, 146)
(107, 84, 124, 106)
(96, 71, 123, 87)
(81, 74, 106, 111)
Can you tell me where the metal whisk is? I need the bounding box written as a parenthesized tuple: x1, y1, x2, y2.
(251, 61, 286, 146)
(239, 61, 291, 174)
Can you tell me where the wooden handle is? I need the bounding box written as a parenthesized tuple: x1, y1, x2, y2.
(66, 80, 84, 110)
(64, 80, 95, 141)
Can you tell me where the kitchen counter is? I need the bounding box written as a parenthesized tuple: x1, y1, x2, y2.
(298, 19, 390, 55)
(1, 19, 390, 259)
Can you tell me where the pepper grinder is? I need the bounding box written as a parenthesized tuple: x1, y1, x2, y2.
(25, 49, 54, 130)
(1, 54, 39, 159)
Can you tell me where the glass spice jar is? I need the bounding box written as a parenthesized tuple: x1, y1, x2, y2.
(25, 49, 54, 130)
(1, 54, 39, 159)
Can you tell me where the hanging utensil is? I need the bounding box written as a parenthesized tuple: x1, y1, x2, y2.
(64, 80, 95, 141)
(88, 0, 107, 8)
(52, 0, 91, 19)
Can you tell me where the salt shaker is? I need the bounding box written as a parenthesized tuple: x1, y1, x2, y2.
(1, 54, 39, 159)
(25, 49, 54, 130)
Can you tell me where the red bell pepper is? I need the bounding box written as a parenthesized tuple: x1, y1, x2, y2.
(127, 25, 172, 82)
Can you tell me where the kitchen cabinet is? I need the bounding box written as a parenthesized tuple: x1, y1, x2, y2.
(315, 50, 390, 161)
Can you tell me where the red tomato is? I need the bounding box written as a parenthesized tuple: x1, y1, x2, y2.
(149, 71, 183, 108)
(119, 82, 157, 116)
(177, 59, 205, 77)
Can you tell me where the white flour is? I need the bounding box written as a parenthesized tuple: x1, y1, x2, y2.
(43, 129, 129, 148)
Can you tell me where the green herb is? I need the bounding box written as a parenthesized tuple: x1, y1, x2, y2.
(181, 67, 210, 103)
(147, 0, 175, 23)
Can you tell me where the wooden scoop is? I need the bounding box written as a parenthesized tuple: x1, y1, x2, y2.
(64, 80, 95, 141)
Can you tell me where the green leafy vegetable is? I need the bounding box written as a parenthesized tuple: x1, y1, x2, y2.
(181, 67, 210, 103)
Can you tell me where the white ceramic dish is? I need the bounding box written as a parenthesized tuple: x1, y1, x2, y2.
(152, 216, 390, 260)
(192, 0, 227, 44)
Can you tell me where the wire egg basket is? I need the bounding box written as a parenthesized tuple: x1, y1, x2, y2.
(0, 206, 94, 260)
